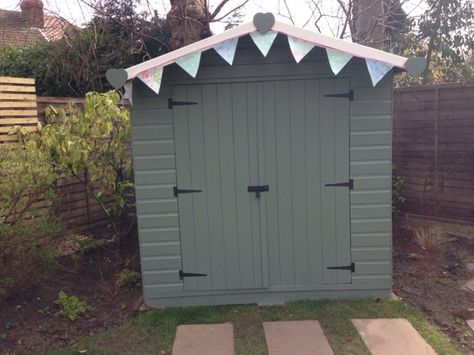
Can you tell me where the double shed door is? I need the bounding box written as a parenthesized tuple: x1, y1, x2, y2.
(172, 78, 351, 292)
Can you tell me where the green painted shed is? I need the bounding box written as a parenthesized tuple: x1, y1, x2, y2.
(107, 13, 425, 307)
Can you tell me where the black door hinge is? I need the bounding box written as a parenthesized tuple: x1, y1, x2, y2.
(324, 90, 354, 101)
(173, 186, 203, 197)
(325, 179, 353, 189)
(168, 98, 198, 109)
(248, 185, 269, 198)
(327, 262, 355, 273)
(179, 270, 207, 280)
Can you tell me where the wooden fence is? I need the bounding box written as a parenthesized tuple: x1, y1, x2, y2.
(393, 82, 474, 225)
(0, 77, 38, 142)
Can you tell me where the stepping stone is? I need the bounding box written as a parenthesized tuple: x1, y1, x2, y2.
(263, 320, 334, 355)
(352, 318, 436, 355)
(172, 323, 234, 355)
(468, 320, 474, 332)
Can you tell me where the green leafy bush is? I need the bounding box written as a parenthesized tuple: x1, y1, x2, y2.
(54, 291, 89, 321)
(392, 173, 406, 220)
(115, 268, 140, 289)
(0, 144, 63, 300)
(16, 90, 134, 237)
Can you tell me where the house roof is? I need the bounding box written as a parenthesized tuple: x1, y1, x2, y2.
(0, 9, 70, 49)
(119, 15, 424, 83)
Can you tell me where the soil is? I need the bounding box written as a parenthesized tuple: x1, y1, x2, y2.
(393, 227, 474, 354)
(0, 229, 143, 355)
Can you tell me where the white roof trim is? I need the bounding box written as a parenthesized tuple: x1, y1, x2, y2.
(124, 20, 408, 81)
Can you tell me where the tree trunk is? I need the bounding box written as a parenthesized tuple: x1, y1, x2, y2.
(352, 0, 386, 48)
(167, 0, 212, 50)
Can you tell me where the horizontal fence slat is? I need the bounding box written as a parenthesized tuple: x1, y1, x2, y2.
(0, 93, 37, 101)
(0, 76, 35, 85)
(0, 85, 36, 93)
(0, 110, 38, 117)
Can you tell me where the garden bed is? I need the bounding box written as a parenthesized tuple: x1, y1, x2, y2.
(0, 230, 143, 355)
(393, 227, 474, 353)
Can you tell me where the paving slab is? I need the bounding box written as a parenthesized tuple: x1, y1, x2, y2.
(352, 318, 436, 355)
(461, 279, 474, 292)
(466, 263, 474, 272)
(172, 323, 234, 355)
(263, 320, 334, 355)
(468, 320, 474, 332)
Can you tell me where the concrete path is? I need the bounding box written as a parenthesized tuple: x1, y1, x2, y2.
(263, 320, 334, 355)
(172, 323, 234, 355)
(352, 318, 436, 355)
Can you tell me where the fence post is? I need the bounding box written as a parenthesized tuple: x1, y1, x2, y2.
(434, 88, 439, 219)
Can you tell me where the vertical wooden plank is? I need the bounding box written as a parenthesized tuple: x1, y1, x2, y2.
(305, 79, 324, 285)
(290, 80, 309, 285)
(217, 83, 241, 289)
(334, 78, 351, 284)
(232, 82, 255, 289)
(201, 84, 226, 290)
(274, 80, 295, 286)
(247, 82, 263, 288)
(186, 85, 212, 290)
(434, 88, 439, 219)
(256, 82, 269, 288)
(172, 85, 196, 290)
(262, 81, 281, 286)
(319, 79, 338, 285)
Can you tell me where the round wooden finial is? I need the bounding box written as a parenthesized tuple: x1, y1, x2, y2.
(405, 57, 427, 76)
(253, 13, 275, 34)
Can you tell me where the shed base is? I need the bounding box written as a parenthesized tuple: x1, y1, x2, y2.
(144, 288, 391, 308)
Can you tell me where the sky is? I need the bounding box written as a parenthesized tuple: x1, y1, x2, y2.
(2, 0, 428, 36)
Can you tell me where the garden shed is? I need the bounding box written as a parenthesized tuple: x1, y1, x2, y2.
(107, 13, 425, 307)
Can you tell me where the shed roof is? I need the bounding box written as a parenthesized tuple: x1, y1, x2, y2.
(107, 13, 426, 90)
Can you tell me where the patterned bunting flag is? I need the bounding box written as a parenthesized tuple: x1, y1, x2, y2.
(287, 36, 314, 63)
(176, 51, 202, 78)
(250, 31, 278, 57)
(137, 66, 163, 94)
(123, 80, 133, 105)
(326, 48, 352, 75)
(213, 37, 239, 65)
(366, 59, 393, 86)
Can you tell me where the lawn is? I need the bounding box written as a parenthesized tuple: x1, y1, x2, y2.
(47, 298, 459, 355)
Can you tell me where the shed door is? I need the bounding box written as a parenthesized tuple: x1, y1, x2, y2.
(172, 83, 265, 291)
(173, 78, 351, 291)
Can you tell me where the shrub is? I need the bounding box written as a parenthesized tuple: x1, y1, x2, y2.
(392, 173, 406, 220)
(54, 291, 89, 321)
(16, 90, 134, 237)
(0, 144, 63, 300)
(115, 268, 140, 289)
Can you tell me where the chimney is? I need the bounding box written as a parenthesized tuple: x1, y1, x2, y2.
(20, 0, 44, 28)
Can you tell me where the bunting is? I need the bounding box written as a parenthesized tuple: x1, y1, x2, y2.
(326, 48, 352, 75)
(213, 38, 239, 65)
(137, 66, 163, 94)
(288, 36, 315, 63)
(366, 59, 393, 86)
(250, 31, 278, 57)
(176, 51, 202, 78)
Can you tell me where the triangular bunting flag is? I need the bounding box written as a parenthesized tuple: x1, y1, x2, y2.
(176, 51, 202, 78)
(213, 37, 239, 65)
(366, 59, 393, 86)
(123, 80, 133, 105)
(288, 36, 314, 63)
(250, 31, 278, 57)
(137, 66, 163, 94)
(326, 48, 352, 75)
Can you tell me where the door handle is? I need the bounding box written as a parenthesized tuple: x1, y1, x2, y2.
(247, 185, 269, 198)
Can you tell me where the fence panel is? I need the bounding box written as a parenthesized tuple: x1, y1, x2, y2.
(393, 82, 474, 225)
(0, 76, 38, 143)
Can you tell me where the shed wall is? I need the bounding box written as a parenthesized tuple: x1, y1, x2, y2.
(131, 36, 393, 306)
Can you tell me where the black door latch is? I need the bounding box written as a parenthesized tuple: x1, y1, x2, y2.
(179, 270, 207, 280)
(247, 185, 269, 198)
(168, 98, 198, 109)
(327, 263, 355, 273)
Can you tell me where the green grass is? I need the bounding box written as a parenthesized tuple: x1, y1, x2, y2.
(46, 298, 459, 355)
